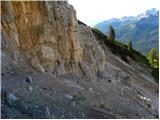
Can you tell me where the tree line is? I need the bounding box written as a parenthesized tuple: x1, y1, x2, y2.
(108, 25, 133, 51)
(108, 25, 158, 61)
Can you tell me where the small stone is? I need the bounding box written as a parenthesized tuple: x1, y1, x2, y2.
(60, 114, 65, 119)
(17, 100, 28, 112)
(147, 103, 152, 108)
(10, 71, 16, 75)
(25, 76, 33, 83)
(108, 80, 112, 83)
(122, 76, 131, 86)
(155, 114, 159, 119)
(156, 89, 159, 93)
(72, 101, 76, 107)
(44, 106, 54, 118)
(37, 64, 45, 73)
(64, 94, 73, 100)
(51, 74, 56, 78)
(89, 87, 93, 92)
(35, 105, 39, 109)
(120, 91, 123, 96)
(99, 102, 106, 109)
(5, 92, 19, 107)
(135, 113, 139, 116)
(1, 73, 5, 76)
(28, 86, 33, 92)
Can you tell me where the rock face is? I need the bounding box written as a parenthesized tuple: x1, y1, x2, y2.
(1, 1, 105, 76)
(1, 1, 159, 119)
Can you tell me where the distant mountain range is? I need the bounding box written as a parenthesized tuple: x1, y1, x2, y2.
(95, 8, 159, 55)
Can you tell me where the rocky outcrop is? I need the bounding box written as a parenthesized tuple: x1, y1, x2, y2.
(1, 1, 105, 76)
(1, 1, 159, 119)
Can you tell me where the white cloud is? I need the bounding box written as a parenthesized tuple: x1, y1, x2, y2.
(68, 0, 160, 26)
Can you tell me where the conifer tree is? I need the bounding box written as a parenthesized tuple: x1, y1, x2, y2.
(108, 25, 115, 41)
(128, 40, 132, 51)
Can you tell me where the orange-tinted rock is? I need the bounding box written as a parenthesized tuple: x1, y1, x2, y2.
(1, 1, 105, 76)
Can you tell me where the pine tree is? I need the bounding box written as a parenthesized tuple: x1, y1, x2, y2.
(128, 40, 132, 51)
(108, 25, 115, 41)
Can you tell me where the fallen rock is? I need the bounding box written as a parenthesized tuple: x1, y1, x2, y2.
(44, 106, 55, 119)
(64, 94, 73, 100)
(122, 76, 131, 86)
(89, 87, 93, 92)
(34, 105, 39, 109)
(147, 103, 152, 108)
(36, 64, 45, 73)
(44, 106, 51, 118)
(1, 73, 5, 76)
(108, 80, 112, 83)
(50, 74, 56, 78)
(25, 76, 33, 83)
(15, 100, 29, 113)
(5, 92, 19, 107)
(99, 102, 106, 109)
(28, 86, 33, 92)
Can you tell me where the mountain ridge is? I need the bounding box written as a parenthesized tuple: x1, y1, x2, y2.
(95, 8, 159, 55)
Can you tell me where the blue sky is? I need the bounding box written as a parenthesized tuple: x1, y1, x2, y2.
(68, 0, 159, 26)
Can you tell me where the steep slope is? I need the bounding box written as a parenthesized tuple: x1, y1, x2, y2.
(1, 1, 159, 119)
(95, 8, 159, 55)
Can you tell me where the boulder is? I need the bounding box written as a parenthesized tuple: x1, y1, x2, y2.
(122, 76, 131, 86)
(28, 86, 33, 92)
(25, 76, 33, 83)
(5, 92, 19, 107)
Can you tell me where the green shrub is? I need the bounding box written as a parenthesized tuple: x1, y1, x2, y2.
(146, 48, 159, 83)
(147, 48, 159, 68)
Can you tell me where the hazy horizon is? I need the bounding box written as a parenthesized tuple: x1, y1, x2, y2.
(68, 0, 159, 26)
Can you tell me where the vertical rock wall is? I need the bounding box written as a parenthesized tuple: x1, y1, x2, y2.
(1, 1, 105, 76)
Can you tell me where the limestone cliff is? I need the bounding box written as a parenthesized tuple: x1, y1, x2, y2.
(1, 1, 105, 76)
(1, 1, 159, 119)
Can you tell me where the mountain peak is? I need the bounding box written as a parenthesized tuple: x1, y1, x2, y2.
(95, 8, 159, 55)
(145, 8, 158, 15)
